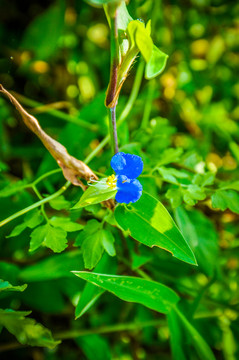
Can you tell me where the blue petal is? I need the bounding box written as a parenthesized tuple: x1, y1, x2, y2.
(116, 175, 143, 204)
(111, 152, 143, 179)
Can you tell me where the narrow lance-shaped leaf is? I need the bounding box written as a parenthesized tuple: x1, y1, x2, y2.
(114, 192, 197, 265)
(73, 272, 180, 314)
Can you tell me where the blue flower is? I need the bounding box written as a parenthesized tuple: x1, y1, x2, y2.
(110, 152, 143, 204)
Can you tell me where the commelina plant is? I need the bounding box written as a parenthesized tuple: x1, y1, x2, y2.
(0, 0, 238, 359)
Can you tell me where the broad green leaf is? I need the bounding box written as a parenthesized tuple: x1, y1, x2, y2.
(211, 190, 239, 214)
(50, 216, 83, 232)
(75, 255, 116, 319)
(72, 178, 117, 209)
(81, 230, 104, 270)
(0, 309, 60, 348)
(172, 307, 216, 360)
(115, 192, 197, 265)
(21, 0, 65, 60)
(73, 272, 179, 314)
(101, 230, 116, 256)
(145, 45, 168, 79)
(19, 250, 83, 282)
(49, 195, 71, 210)
(30, 224, 68, 252)
(0, 279, 27, 293)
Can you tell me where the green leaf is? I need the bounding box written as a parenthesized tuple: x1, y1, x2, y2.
(81, 226, 104, 270)
(0, 309, 60, 348)
(174, 207, 218, 276)
(127, 20, 153, 62)
(211, 190, 239, 214)
(101, 230, 116, 256)
(183, 185, 206, 206)
(49, 195, 71, 210)
(21, 0, 65, 60)
(167, 308, 186, 360)
(172, 307, 216, 360)
(72, 178, 117, 209)
(30, 224, 68, 252)
(19, 250, 83, 282)
(73, 272, 179, 314)
(75, 255, 115, 319)
(7, 210, 44, 238)
(76, 334, 111, 360)
(145, 45, 168, 79)
(157, 148, 183, 167)
(50, 216, 83, 232)
(0, 279, 27, 293)
(115, 192, 197, 265)
(166, 188, 183, 208)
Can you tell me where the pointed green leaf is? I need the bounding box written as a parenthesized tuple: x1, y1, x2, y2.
(127, 20, 153, 62)
(145, 45, 168, 79)
(115, 192, 197, 265)
(73, 272, 179, 314)
(101, 230, 116, 256)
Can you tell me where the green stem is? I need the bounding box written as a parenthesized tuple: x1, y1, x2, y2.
(84, 59, 145, 164)
(12, 93, 97, 131)
(0, 182, 71, 228)
(55, 319, 164, 340)
(109, 106, 119, 154)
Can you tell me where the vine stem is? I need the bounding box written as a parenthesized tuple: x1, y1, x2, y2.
(0, 181, 71, 228)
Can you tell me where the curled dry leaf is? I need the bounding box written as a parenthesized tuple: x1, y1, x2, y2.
(0, 85, 98, 188)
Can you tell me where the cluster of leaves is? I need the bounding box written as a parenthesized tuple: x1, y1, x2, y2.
(0, 0, 238, 359)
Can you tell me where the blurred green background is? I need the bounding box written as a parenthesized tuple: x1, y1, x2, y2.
(0, 0, 239, 359)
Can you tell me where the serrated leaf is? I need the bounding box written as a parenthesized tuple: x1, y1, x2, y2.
(72, 178, 116, 209)
(0, 280, 27, 293)
(50, 216, 83, 232)
(0, 309, 60, 348)
(30, 224, 68, 252)
(115, 192, 197, 265)
(145, 45, 168, 79)
(73, 272, 179, 314)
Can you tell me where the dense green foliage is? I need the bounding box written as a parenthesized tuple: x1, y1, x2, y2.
(0, 0, 238, 359)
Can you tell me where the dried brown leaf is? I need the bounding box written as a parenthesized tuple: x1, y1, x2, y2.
(0, 85, 98, 188)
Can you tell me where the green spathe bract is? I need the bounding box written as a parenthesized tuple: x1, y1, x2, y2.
(115, 192, 197, 265)
(72, 178, 117, 209)
(73, 272, 179, 314)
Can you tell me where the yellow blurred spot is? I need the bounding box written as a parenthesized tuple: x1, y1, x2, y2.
(78, 76, 95, 101)
(190, 39, 209, 57)
(32, 61, 49, 74)
(206, 153, 223, 171)
(76, 61, 89, 75)
(227, 258, 238, 270)
(20, 51, 31, 63)
(190, 59, 207, 71)
(196, 273, 208, 286)
(195, 86, 213, 105)
(207, 36, 225, 64)
(164, 87, 175, 99)
(89, 139, 100, 150)
(222, 153, 237, 170)
(65, 7, 77, 25)
(87, 24, 109, 48)
(67, 85, 79, 98)
(189, 23, 205, 38)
